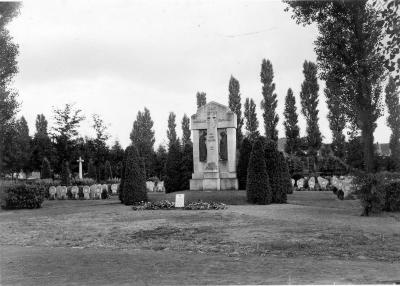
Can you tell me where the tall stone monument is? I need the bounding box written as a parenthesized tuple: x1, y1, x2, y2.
(77, 157, 84, 179)
(190, 101, 238, 190)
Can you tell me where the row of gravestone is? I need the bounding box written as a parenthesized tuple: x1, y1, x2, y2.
(145, 181, 165, 192)
(292, 175, 355, 197)
(48, 184, 119, 200)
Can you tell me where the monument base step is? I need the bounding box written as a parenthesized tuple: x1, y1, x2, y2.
(190, 178, 238, 191)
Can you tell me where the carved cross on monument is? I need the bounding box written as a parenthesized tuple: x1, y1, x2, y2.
(77, 157, 84, 179)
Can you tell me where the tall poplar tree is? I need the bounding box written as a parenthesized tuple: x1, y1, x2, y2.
(196, 92, 207, 109)
(260, 59, 279, 142)
(130, 107, 155, 177)
(244, 98, 260, 142)
(167, 112, 178, 147)
(165, 112, 182, 192)
(180, 114, 193, 190)
(228, 75, 244, 146)
(385, 76, 400, 170)
(325, 78, 346, 158)
(31, 114, 53, 171)
(300, 61, 322, 156)
(181, 114, 191, 146)
(283, 88, 300, 155)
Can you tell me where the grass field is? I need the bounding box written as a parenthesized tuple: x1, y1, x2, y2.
(1, 191, 400, 285)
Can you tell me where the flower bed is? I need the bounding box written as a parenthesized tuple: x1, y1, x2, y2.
(132, 200, 227, 211)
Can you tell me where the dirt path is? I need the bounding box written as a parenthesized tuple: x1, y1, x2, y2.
(1, 245, 400, 285)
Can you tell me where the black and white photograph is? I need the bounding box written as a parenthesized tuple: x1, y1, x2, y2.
(0, 0, 399, 284)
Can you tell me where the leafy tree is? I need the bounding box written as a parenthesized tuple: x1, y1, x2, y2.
(300, 61, 322, 156)
(167, 112, 178, 146)
(180, 114, 193, 190)
(260, 59, 279, 142)
(0, 3, 20, 175)
(61, 160, 71, 186)
(373, 0, 400, 82)
(244, 98, 260, 142)
(52, 103, 85, 170)
(283, 88, 301, 155)
(385, 76, 400, 170)
(14, 116, 31, 173)
(109, 140, 124, 178)
(325, 78, 346, 158)
(285, 1, 386, 172)
(264, 139, 287, 203)
(30, 114, 53, 171)
(345, 136, 364, 170)
(88, 159, 97, 181)
(278, 152, 293, 195)
(154, 144, 167, 179)
(130, 108, 155, 178)
(40, 157, 52, 179)
(122, 145, 147, 205)
(237, 137, 252, 190)
(181, 114, 191, 146)
(196, 92, 207, 109)
(228, 75, 244, 146)
(104, 160, 112, 179)
(91, 114, 110, 165)
(246, 137, 271, 204)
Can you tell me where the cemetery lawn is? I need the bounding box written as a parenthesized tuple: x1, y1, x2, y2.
(1, 192, 400, 285)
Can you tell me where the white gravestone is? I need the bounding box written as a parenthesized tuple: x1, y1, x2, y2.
(308, 177, 316, 190)
(60, 186, 67, 200)
(49, 186, 56, 199)
(175, 194, 185, 208)
(297, 178, 304, 189)
(111, 184, 118, 194)
(101, 184, 108, 194)
(83, 186, 90, 200)
(95, 185, 102, 199)
(90, 185, 97, 199)
(291, 179, 295, 187)
(71, 186, 79, 199)
(56, 186, 63, 199)
(156, 181, 165, 192)
(317, 177, 329, 190)
(146, 181, 155, 192)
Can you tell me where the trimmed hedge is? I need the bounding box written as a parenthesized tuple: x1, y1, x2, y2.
(1, 184, 45, 209)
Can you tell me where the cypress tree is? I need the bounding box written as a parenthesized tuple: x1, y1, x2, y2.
(41, 157, 52, 179)
(244, 98, 260, 143)
(88, 159, 97, 181)
(237, 137, 252, 190)
(122, 145, 147, 205)
(260, 59, 279, 142)
(181, 114, 191, 146)
(246, 138, 271, 204)
(105, 160, 112, 180)
(119, 151, 127, 203)
(61, 160, 71, 186)
(264, 139, 286, 203)
(278, 152, 292, 195)
(385, 76, 400, 170)
(196, 92, 207, 109)
(228, 75, 244, 146)
(284, 88, 301, 155)
(300, 61, 322, 156)
(165, 140, 182, 193)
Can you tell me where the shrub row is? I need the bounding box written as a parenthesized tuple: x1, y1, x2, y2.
(1, 184, 45, 210)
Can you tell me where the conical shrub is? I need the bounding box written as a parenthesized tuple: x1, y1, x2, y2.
(246, 138, 272, 204)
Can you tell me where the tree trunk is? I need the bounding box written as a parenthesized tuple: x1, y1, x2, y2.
(361, 124, 374, 172)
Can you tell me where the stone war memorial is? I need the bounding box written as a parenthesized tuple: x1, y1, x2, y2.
(190, 101, 238, 190)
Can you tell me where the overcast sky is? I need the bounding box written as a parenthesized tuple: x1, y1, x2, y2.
(8, 0, 391, 148)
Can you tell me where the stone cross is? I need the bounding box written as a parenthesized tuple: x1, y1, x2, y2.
(77, 157, 84, 179)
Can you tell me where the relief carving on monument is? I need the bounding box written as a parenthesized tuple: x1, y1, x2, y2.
(199, 129, 207, 162)
(219, 129, 227, 161)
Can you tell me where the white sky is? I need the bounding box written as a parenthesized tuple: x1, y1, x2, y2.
(8, 0, 391, 148)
